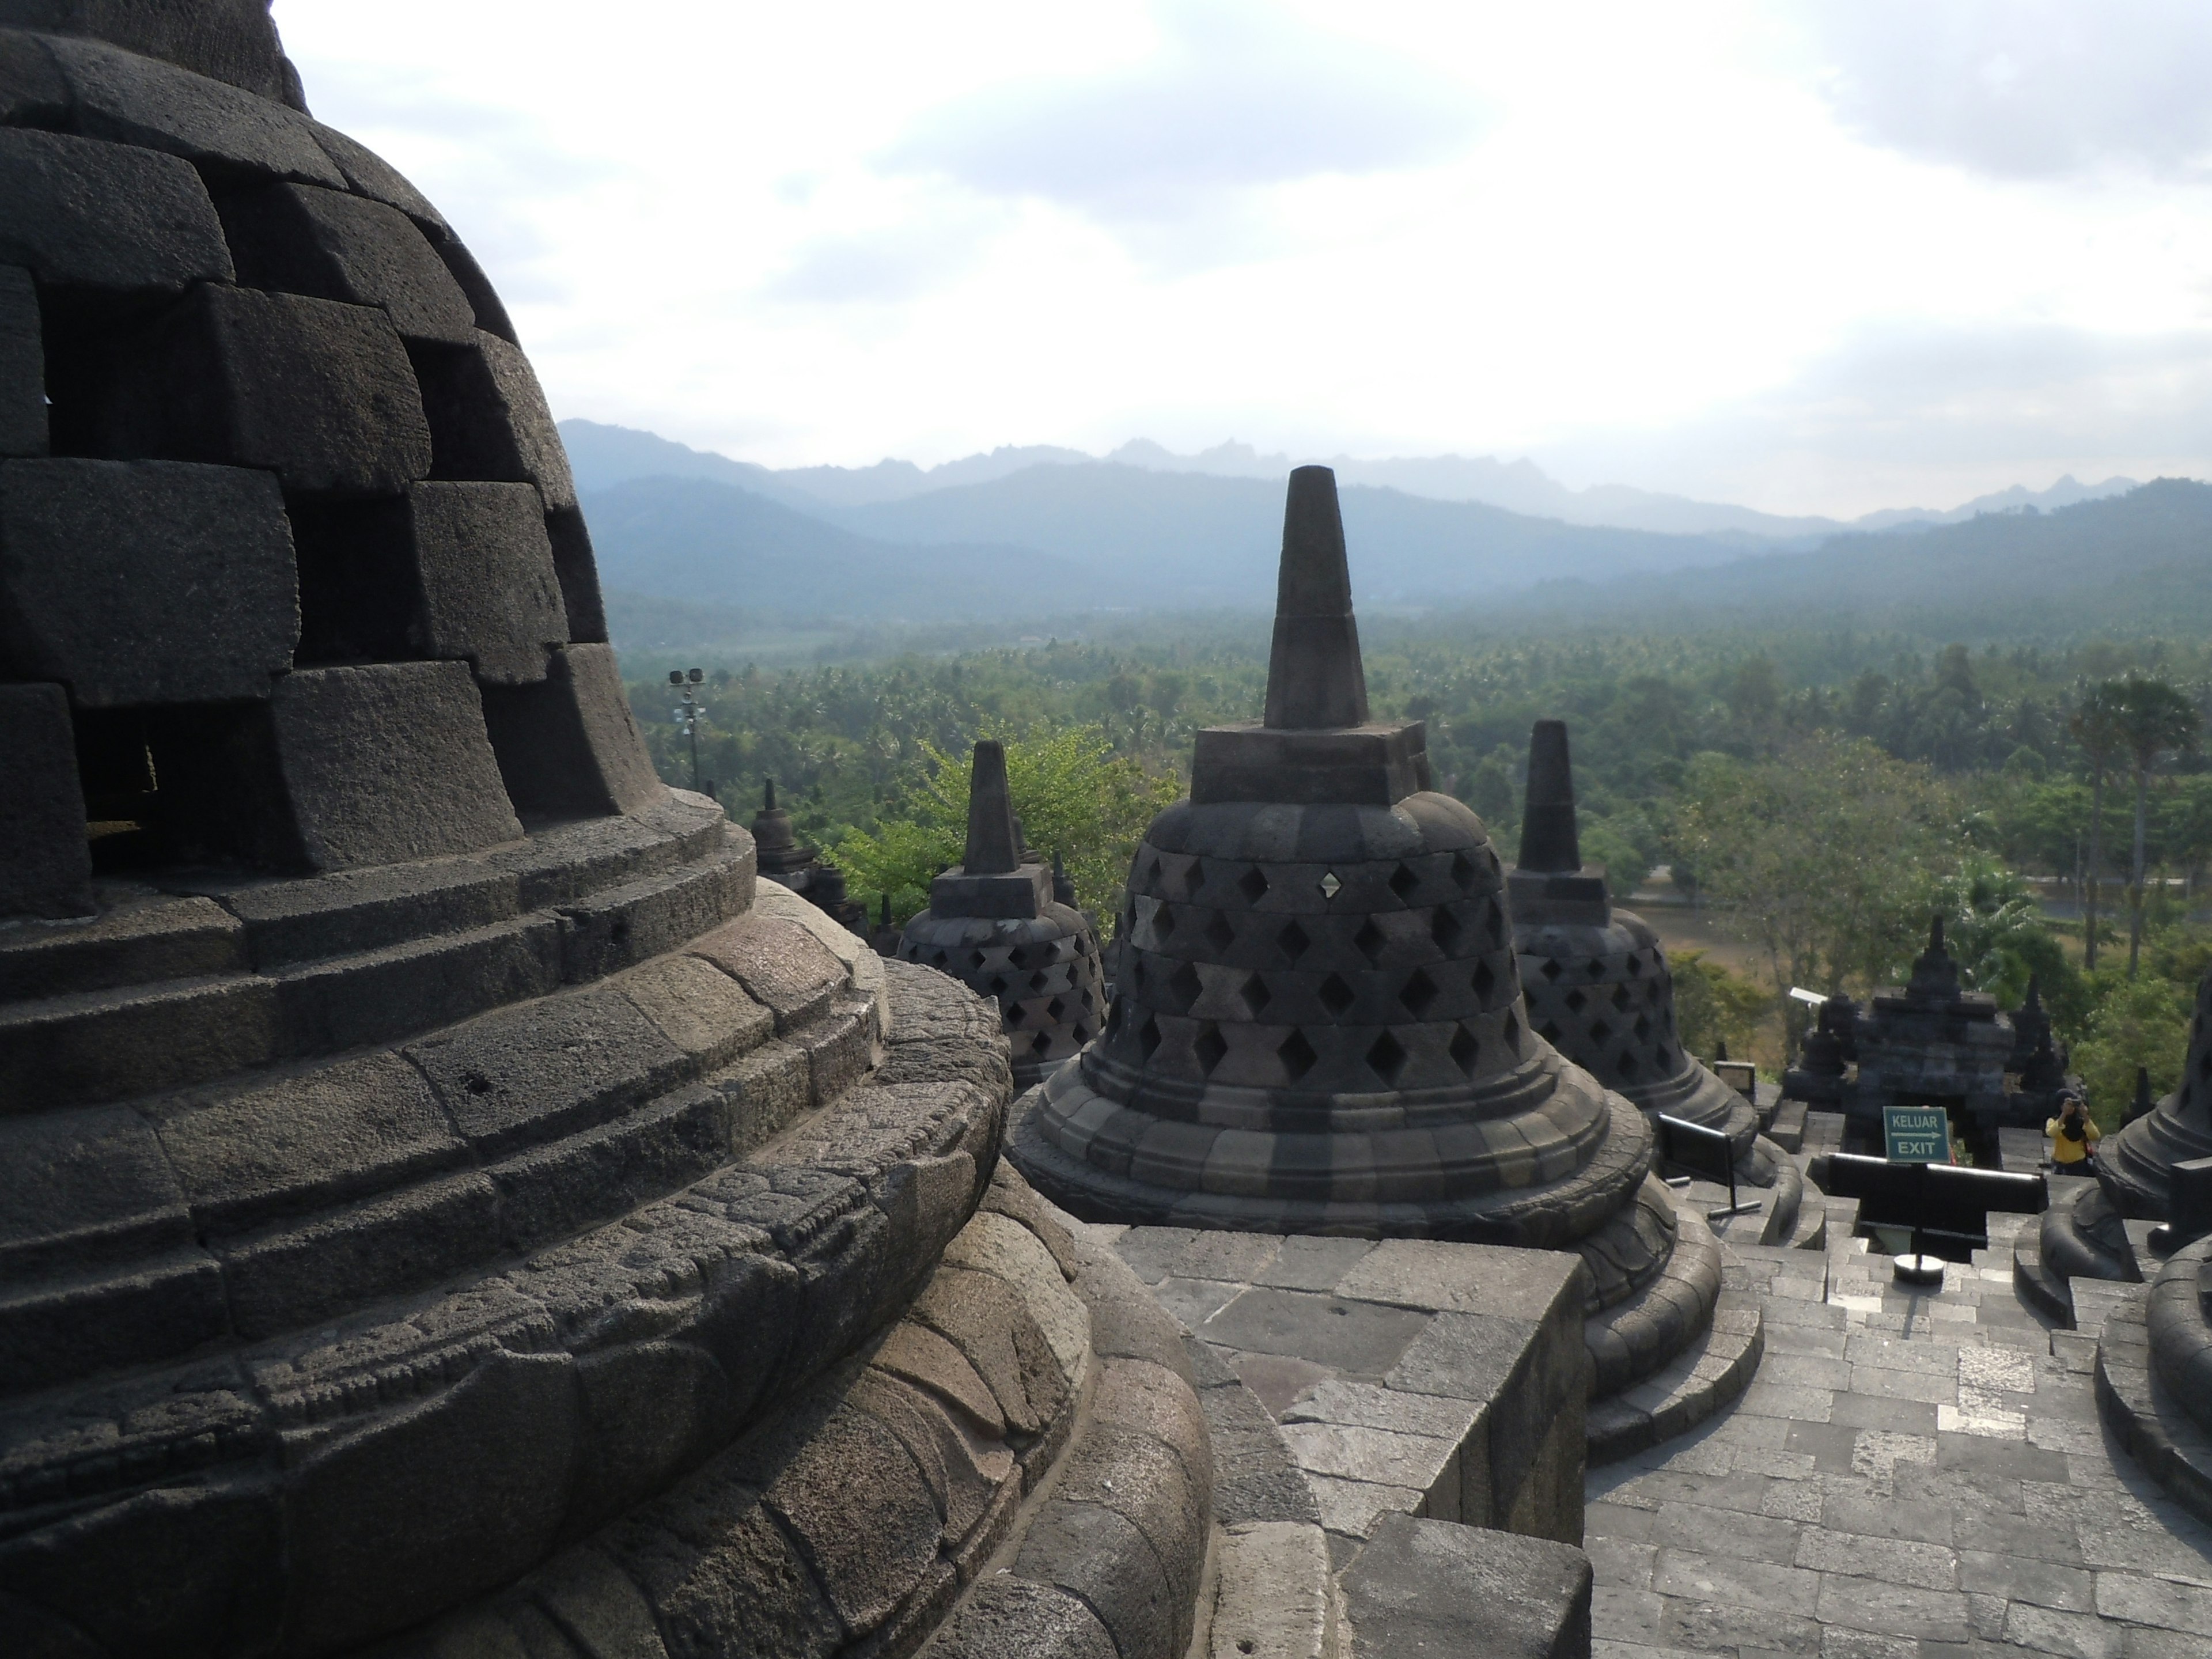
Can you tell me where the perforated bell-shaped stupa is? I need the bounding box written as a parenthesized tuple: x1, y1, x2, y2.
(1509, 719, 1801, 1242)
(748, 773, 820, 886)
(899, 738, 1108, 1088)
(1010, 467, 1728, 1399)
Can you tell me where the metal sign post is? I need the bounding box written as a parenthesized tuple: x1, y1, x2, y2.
(1881, 1104, 1953, 1284)
(1657, 1115, 1760, 1224)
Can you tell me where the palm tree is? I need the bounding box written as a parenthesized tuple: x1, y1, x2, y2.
(2111, 677, 2202, 978)
(2069, 681, 2124, 971)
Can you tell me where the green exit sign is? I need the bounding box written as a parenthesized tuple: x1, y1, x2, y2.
(1884, 1105, 1952, 1164)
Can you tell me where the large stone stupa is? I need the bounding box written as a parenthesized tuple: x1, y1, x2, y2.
(0, 12, 1217, 1656)
(1508, 718, 1803, 1243)
(1010, 466, 1727, 1399)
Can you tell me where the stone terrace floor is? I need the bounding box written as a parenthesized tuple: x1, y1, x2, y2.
(1588, 1209, 2212, 1659)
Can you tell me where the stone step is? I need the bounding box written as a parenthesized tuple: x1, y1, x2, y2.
(2094, 1281, 2212, 1525)
(1767, 1095, 1809, 1153)
(2011, 1233, 2076, 1327)
(1585, 1283, 1763, 1465)
(0, 838, 751, 1110)
(1788, 1201, 1827, 1251)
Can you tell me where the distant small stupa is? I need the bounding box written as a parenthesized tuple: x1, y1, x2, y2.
(897, 740, 1108, 1089)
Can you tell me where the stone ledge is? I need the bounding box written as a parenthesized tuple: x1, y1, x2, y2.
(1338, 1512, 1591, 1659)
(1110, 1226, 1587, 1555)
(335, 1165, 1094, 1659)
(2097, 1241, 2212, 1528)
(1585, 1290, 1763, 1466)
(0, 966, 1015, 1655)
(0, 823, 755, 1111)
(922, 1179, 1218, 1659)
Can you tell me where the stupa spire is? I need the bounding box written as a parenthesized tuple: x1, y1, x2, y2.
(962, 740, 1020, 875)
(1262, 466, 1369, 730)
(1517, 718, 1581, 873)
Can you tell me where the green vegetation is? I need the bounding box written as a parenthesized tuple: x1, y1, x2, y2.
(825, 729, 1179, 930)
(624, 620, 2212, 1115)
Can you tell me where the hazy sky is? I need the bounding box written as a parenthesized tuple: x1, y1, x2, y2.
(276, 1, 2212, 517)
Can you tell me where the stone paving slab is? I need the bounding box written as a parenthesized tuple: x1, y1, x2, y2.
(1100, 1224, 1588, 1559)
(1587, 1191, 2212, 1659)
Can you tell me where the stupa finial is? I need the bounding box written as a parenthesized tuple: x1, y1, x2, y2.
(1262, 466, 1369, 730)
(763, 775, 777, 811)
(962, 740, 1020, 874)
(1518, 718, 1581, 873)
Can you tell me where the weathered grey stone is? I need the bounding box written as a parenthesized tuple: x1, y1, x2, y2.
(692, 911, 846, 1035)
(152, 1050, 466, 1232)
(920, 1577, 1117, 1659)
(9, 0, 304, 106)
(266, 661, 522, 870)
(0, 969, 283, 1109)
(0, 126, 232, 290)
(0, 29, 1062, 1659)
(216, 1167, 503, 1336)
(429, 234, 520, 344)
(283, 1349, 581, 1652)
(0, 1104, 191, 1277)
(556, 845, 752, 984)
(218, 179, 477, 342)
(911, 1264, 1069, 1440)
(307, 118, 448, 232)
(1342, 1512, 1591, 1659)
(43, 31, 340, 183)
(0, 458, 297, 705)
(113, 285, 431, 494)
(1014, 1500, 1180, 1659)
(407, 980, 688, 1158)
(0, 264, 43, 456)
(401, 481, 567, 684)
(271, 912, 563, 1055)
(0, 891, 241, 998)
(0, 682, 92, 918)
(411, 329, 576, 509)
(0, 25, 69, 124)
(850, 1367, 1018, 1547)
(482, 643, 665, 820)
(603, 1490, 844, 1659)
(543, 505, 608, 643)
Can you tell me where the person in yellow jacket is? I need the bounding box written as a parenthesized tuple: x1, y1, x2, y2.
(2048, 1091, 2100, 1171)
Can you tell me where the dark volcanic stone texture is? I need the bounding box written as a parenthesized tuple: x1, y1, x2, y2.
(104, 284, 433, 493)
(0, 123, 233, 290)
(263, 661, 522, 869)
(482, 643, 666, 819)
(0, 457, 298, 705)
(0, 263, 43, 454)
(217, 179, 478, 343)
(0, 681, 93, 916)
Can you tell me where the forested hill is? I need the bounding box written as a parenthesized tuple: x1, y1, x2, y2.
(579, 476, 1093, 619)
(579, 440, 2212, 633)
(1495, 479, 2212, 636)
(580, 467, 1751, 618)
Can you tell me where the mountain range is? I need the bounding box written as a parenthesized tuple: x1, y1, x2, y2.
(561, 419, 2138, 542)
(562, 419, 2209, 638)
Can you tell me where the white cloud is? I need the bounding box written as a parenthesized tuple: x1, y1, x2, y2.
(884, 0, 1487, 229)
(270, 1, 2212, 516)
(1794, 0, 2212, 180)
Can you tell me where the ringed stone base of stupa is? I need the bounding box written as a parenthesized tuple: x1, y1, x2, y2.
(2096, 1235, 2212, 1525)
(1009, 1082, 1725, 1406)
